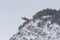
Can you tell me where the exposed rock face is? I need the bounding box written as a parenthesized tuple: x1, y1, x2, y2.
(10, 9, 60, 40)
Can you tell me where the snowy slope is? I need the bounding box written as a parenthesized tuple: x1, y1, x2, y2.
(10, 9, 60, 40)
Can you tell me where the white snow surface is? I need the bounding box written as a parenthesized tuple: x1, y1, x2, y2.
(10, 16, 60, 40)
(42, 15, 51, 19)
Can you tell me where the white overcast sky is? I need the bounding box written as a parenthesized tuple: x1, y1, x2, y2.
(0, 0, 60, 40)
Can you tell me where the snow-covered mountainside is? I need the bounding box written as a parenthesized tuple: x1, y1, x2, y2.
(10, 9, 60, 40)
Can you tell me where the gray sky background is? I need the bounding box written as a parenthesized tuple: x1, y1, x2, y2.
(0, 0, 60, 40)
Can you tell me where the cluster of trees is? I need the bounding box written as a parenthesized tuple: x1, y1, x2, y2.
(33, 8, 60, 19)
(33, 8, 60, 25)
